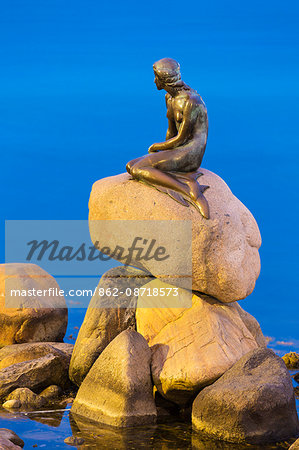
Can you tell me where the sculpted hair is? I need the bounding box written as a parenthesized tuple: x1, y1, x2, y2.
(153, 58, 190, 90)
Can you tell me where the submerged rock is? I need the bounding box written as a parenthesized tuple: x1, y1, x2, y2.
(0, 429, 24, 448)
(136, 281, 266, 405)
(88, 170, 261, 302)
(69, 266, 153, 386)
(192, 348, 299, 444)
(282, 352, 299, 369)
(71, 329, 157, 427)
(0, 263, 68, 347)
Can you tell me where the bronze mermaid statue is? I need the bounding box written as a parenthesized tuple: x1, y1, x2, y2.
(126, 58, 210, 219)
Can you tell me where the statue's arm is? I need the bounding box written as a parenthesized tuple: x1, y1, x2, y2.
(149, 100, 194, 152)
(166, 119, 177, 140)
(165, 93, 177, 140)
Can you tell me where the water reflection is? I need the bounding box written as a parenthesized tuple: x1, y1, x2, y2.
(70, 412, 292, 449)
(24, 407, 67, 427)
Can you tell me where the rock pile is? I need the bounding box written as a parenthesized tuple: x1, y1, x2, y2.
(1, 171, 298, 446)
(68, 170, 299, 444)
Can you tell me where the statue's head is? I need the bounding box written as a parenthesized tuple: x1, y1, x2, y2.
(153, 58, 181, 90)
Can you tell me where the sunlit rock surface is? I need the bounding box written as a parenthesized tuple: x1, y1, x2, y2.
(0, 429, 24, 448)
(192, 348, 299, 444)
(88, 169, 261, 302)
(0, 428, 24, 449)
(290, 438, 299, 449)
(5, 387, 46, 410)
(69, 266, 153, 386)
(71, 329, 157, 427)
(136, 280, 266, 405)
(0, 342, 73, 371)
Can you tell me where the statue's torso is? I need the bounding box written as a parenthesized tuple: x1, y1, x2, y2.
(166, 91, 208, 138)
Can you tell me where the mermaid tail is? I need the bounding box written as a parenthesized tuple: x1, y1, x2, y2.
(186, 185, 210, 219)
(135, 170, 210, 219)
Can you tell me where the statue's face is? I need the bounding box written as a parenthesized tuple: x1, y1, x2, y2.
(154, 74, 164, 90)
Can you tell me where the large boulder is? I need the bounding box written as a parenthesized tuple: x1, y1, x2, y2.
(0, 437, 23, 449)
(0, 263, 68, 347)
(71, 329, 157, 427)
(88, 170, 261, 302)
(69, 266, 153, 386)
(192, 348, 299, 444)
(0, 344, 70, 400)
(0, 430, 24, 448)
(283, 352, 299, 369)
(136, 280, 266, 405)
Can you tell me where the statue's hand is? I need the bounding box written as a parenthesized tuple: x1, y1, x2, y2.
(148, 144, 159, 153)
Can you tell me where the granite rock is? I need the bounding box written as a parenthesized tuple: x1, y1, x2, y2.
(0, 429, 24, 448)
(0, 342, 73, 371)
(88, 170, 261, 302)
(40, 385, 63, 400)
(2, 399, 21, 409)
(69, 266, 153, 386)
(290, 438, 299, 449)
(192, 348, 299, 444)
(0, 437, 23, 449)
(71, 329, 157, 427)
(0, 263, 67, 347)
(0, 347, 70, 400)
(136, 280, 266, 405)
(5, 387, 46, 410)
